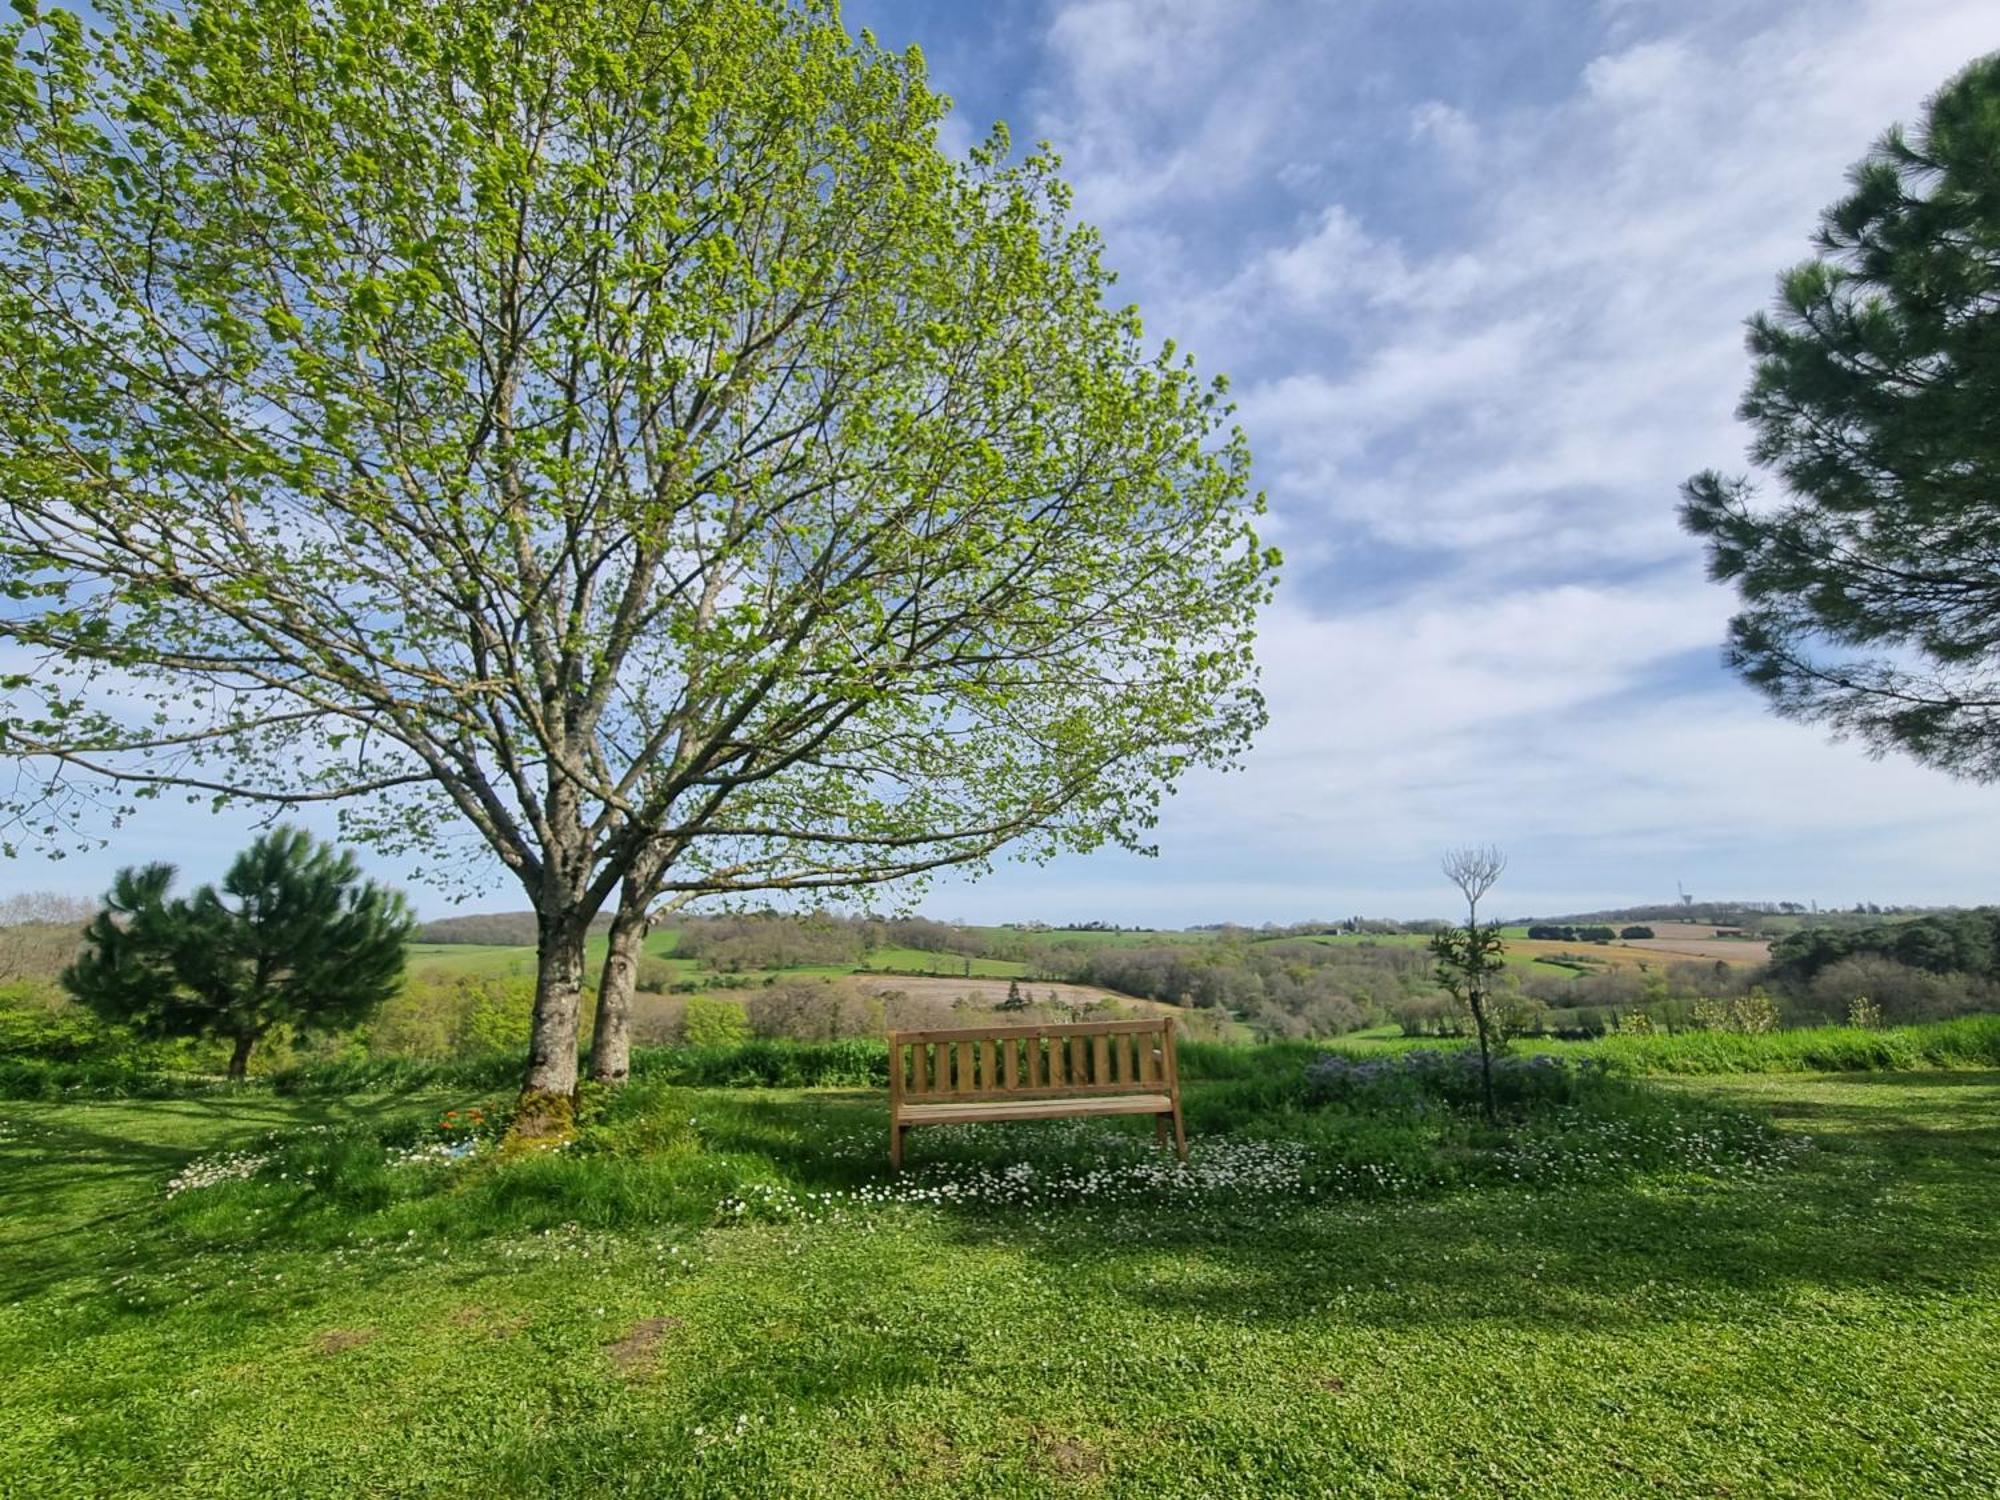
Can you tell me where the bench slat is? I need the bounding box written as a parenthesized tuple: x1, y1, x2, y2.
(914, 1080, 1165, 1104)
(1002, 1035, 1020, 1090)
(888, 1019, 1170, 1044)
(1092, 1033, 1110, 1087)
(901, 1094, 1173, 1125)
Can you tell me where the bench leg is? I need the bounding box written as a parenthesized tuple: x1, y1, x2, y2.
(1154, 1113, 1169, 1152)
(1171, 1103, 1187, 1163)
(890, 1123, 905, 1172)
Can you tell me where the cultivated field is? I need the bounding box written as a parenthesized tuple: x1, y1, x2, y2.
(1622, 936, 1775, 963)
(841, 974, 1156, 1013)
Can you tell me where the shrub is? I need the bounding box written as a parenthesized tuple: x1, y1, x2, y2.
(633, 1038, 886, 1088)
(1393, 996, 1456, 1036)
(1578, 1014, 2000, 1074)
(635, 956, 680, 993)
(365, 972, 537, 1059)
(1729, 989, 1779, 1035)
(681, 995, 750, 1048)
(1303, 1047, 1609, 1116)
(744, 980, 879, 1041)
(1807, 954, 1990, 1024)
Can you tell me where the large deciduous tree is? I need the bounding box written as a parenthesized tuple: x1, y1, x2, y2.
(0, 0, 1276, 1106)
(65, 827, 412, 1078)
(1681, 53, 2000, 777)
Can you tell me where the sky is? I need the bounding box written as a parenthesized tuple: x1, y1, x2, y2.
(8, 0, 2000, 925)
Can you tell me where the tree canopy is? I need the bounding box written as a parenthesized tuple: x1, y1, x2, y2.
(64, 827, 412, 1077)
(1681, 53, 2000, 778)
(0, 0, 1276, 1100)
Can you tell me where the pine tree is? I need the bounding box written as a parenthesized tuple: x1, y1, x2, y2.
(64, 828, 412, 1078)
(1682, 54, 2000, 778)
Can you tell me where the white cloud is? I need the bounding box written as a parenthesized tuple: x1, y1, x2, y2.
(982, 0, 2000, 916)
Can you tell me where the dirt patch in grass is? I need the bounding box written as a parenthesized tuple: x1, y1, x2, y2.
(311, 1328, 376, 1356)
(604, 1315, 682, 1375)
(1028, 1427, 1107, 1480)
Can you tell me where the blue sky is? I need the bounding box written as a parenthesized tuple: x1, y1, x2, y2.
(10, 0, 2000, 924)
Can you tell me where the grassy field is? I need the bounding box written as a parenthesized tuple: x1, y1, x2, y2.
(406, 921, 1769, 1010)
(409, 936, 1038, 990)
(3, 1041, 1996, 1496)
(1279, 929, 1710, 977)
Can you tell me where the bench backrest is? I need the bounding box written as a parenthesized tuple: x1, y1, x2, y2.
(887, 1018, 1179, 1106)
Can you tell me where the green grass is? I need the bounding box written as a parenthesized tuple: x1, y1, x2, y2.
(408, 933, 1036, 990)
(860, 945, 1031, 978)
(1499, 1015, 2000, 1074)
(1002, 926, 1217, 949)
(1288, 1015, 2000, 1073)
(2, 1039, 1997, 1496)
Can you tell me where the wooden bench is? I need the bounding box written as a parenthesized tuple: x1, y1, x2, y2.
(886, 1018, 1185, 1170)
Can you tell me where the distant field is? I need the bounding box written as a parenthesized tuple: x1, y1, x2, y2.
(1504, 937, 1768, 971)
(407, 919, 1770, 1002)
(1275, 931, 1664, 979)
(404, 943, 539, 982)
(1624, 937, 1773, 964)
(842, 974, 1157, 1012)
(860, 946, 1029, 978)
(981, 926, 1217, 949)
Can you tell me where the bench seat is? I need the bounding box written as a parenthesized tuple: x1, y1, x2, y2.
(899, 1093, 1174, 1125)
(887, 1019, 1186, 1168)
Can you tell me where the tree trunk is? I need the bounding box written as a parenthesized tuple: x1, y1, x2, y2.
(587, 899, 649, 1085)
(227, 1031, 255, 1081)
(1472, 999, 1497, 1125)
(521, 911, 589, 1101)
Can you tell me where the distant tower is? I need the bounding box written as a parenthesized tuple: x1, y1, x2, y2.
(1677, 881, 1693, 909)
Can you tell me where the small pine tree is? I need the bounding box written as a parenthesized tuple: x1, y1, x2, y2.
(999, 978, 1027, 1011)
(1432, 845, 1508, 1124)
(64, 827, 411, 1078)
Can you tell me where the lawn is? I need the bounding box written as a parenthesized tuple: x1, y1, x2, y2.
(1, 1060, 1995, 1497)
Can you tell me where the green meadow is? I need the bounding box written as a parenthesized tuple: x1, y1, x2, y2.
(4, 1026, 1997, 1497)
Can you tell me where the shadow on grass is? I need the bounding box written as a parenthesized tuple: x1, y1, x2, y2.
(771, 1070, 2000, 1332)
(13, 1072, 2000, 1344)
(989, 1070, 2000, 1332)
(0, 1087, 476, 1301)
